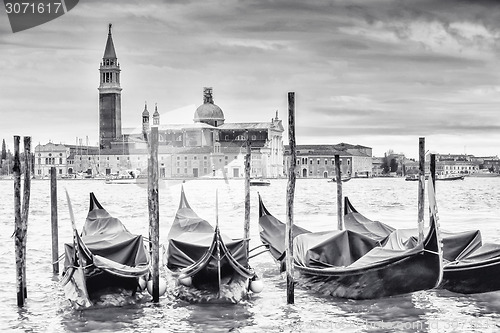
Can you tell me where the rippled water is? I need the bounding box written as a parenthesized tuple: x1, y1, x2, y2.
(1, 177, 500, 332)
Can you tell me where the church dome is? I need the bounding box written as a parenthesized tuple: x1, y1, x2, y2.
(193, 87, 225, 127)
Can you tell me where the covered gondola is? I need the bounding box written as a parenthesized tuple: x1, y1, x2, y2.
(61, 193, 150, 309)
(165, 187, 259, 301)
(258, 188, 443, 299)
(344, 196, 500, 294)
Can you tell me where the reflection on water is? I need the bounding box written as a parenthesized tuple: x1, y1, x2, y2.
(0, 178, 500, 332)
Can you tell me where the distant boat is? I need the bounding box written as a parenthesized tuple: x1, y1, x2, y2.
(468, 171, 500, 178)
(405, 174, 430, 181)
(436, 174, 465, 181)
(328, 176, 351, 183)
(250, 178, 270, 186)
(105, 170, 147, 184)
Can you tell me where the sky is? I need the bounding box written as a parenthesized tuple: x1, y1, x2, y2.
(1, 0, 500, 159)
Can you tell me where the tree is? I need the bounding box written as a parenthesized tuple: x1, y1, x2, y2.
(1, 139, 6, 161)
(390, 158, 399, 173)
(381, 155, 390, 174)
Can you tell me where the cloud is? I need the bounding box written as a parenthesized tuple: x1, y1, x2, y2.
(1, 0, 500, 158)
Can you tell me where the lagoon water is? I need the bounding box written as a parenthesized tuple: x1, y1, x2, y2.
(1, 177, 500, 332)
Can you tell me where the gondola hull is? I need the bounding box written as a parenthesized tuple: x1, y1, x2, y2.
(442, 259, 500, 294)
(61, 193, 150, 309)
(258, 192, 442, 300)
(344, 196, 500, 294)
(165, 187, 257, 302)
(296, 250, 441, 299)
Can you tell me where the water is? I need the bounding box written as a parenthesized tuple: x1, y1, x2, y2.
(1, 177, 500, 332)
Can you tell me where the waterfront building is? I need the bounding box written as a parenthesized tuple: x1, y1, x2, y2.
(34, 142, 70, 178)
(284, 143, 372, 178)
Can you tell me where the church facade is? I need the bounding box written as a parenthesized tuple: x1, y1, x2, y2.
(35, 25, 285, 179)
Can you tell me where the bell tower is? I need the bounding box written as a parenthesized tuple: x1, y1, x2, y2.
(98, 23, 122, 149)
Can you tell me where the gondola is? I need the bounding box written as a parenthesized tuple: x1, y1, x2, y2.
(164, 187, 261, 302)
(61, 192, 150, 309)
(344, 196, 500, 294)
(258, 185, 443, 299)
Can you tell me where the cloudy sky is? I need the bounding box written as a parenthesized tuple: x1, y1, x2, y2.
(1, 0, 500, 158)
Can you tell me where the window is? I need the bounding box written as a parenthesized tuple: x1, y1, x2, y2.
(225, 156, 228, 160)
(310, 160, 313, 165)
(117, 157, 120, 160)
(347, 160, 350, 165)
(177, 168, 180, 174)
(60, 158, 63, 164)
(194, 156, 197, 160)
(184, 156, 188, 160)
(204, 156, 207, 160)
(184, 168, 187, 173)
(177, 156, 180, 160)
(317, 159, 320, 165)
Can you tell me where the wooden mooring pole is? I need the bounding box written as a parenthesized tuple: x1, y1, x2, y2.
(286, 92, 296, 304)
(22, 136, 31, 300)
(244, 130, 251, 256)
(51, 166, 59, 274)
(418, 137, 425, 243)
(14, 136, 31, 307)
(334, 155, 343, 230)
(13, 136, 24, 306)
(430, 154, 436, 190)
(148, 126, 160, 302)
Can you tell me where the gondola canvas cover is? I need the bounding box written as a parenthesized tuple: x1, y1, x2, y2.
(64, 193, 149, 276)
(293, 230, 381, 268)
(166, 188, 249, 270)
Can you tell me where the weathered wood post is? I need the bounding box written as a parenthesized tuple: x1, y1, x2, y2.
(334, 155, 343, 230)
(244, 130, 251, 256)
(148, 126, 160, 302)
(21, 136, 31, 299)
(286, 92, 296, 304)
(13, 136, 25, 306)
(418, 137, 425, 243)
(430, 154, 436, 190)
(51, 166, 59, 274)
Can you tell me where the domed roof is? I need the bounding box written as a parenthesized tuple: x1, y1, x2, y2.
(142, 102, 149, 117)
(193, 87, 225, 124)
(194, 103, 224, 122)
